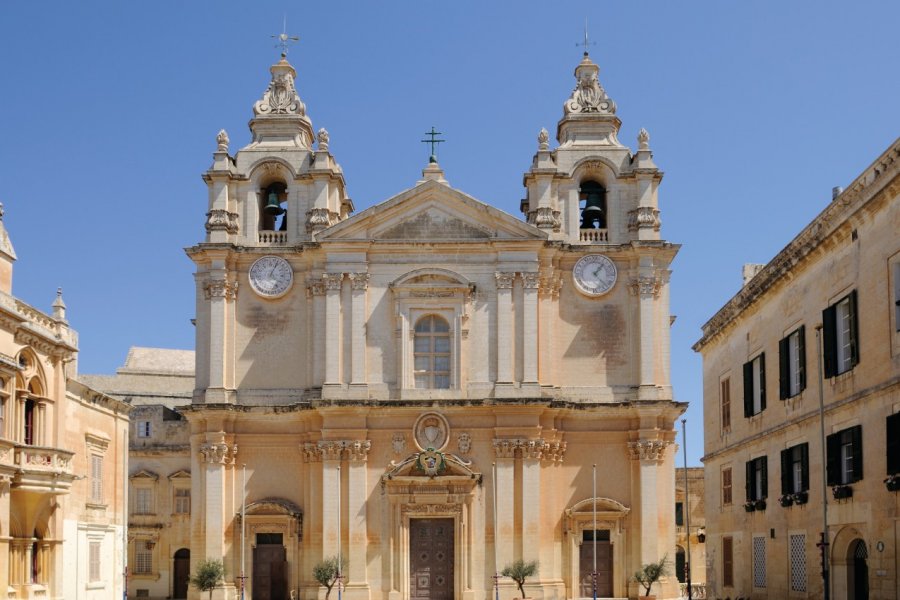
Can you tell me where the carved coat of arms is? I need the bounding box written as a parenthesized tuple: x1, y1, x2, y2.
(415, 448, 447, 477)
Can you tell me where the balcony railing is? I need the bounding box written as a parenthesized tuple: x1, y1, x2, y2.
(579, 228, 608, 242)
(679, 583, 708, 599)
(258, 231, 288, 244)
(15, 445, 74, 473)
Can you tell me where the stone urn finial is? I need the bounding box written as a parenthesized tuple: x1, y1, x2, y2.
(216, 129, 230, 153)
(637, 128, 650, 150)
(317, 128, 330, 152)
(538, 127, 549, 151)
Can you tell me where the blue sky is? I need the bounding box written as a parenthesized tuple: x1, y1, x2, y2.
(1, 2, 897, 465)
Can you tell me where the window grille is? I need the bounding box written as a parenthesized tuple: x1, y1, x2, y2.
(722, 467, 732, 505)
(134, 541, 153, 574)
(853, 540, 868, 559)
(89, 541, 101, 582)
(789, 534, 806, 592)
(91, 455, 103, 503)
(134, 488, 153, 515)
(752, 536, 766, 588)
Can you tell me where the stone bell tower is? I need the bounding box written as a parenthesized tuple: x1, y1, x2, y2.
(522, 52, 663, 245)
(189, 53, 353, 404)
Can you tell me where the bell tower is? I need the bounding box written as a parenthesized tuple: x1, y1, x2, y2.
(522, 52, 662, 245)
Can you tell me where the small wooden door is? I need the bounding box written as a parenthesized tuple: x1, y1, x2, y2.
(253, 542, 287, 600)
(579, 531, 612, 598)
(410, 518, 454, 600)
(172, 548, 190, 599)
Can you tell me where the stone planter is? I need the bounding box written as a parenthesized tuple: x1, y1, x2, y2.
(779, 494, 794, 507)
(832, 484, 853, 500)
(885, 476, 900, 492)
(753, 498, 767, 511)
(793, 491, 809, 504)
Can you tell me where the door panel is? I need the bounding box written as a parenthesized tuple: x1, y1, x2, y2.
(410, 518, 454, 600)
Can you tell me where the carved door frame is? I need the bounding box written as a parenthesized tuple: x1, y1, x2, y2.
(564, 497, 630, 599)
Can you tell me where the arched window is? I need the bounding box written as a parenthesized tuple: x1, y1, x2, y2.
(579, 180, 607, 229)
(414, 315, 451, 389)
(259, 182, 288, 232)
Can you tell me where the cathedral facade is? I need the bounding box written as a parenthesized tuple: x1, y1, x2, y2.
(185, 51, 683, 600)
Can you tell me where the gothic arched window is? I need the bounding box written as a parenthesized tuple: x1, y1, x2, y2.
(413, 315, 451, 389)
(579, 180, 607, 229)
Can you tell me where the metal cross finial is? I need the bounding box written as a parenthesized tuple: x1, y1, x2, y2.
(421, 126, 445, 163)
(578, 18, 596, 56)
(271, 16, 300, 56)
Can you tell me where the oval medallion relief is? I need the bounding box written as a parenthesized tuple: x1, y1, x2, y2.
(413, 412, 450, 451)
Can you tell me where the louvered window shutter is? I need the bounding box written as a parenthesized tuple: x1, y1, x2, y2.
(743, 361, 753, 418)
(798, 326, 807, 391)
(759, 354, 766, 411)
(887, 413, 900, 475)
(823, 305, 837, 378)
(848, 290, 859, 367)
(826, 433, 839, 486)
(780, 449, 791, 496)
(851, 425, 863, 482)
(778, 337, 789, 400)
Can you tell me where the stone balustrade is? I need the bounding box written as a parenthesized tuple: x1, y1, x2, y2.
(258, 231, 288, 244)
(15, 445, 74, 474)
(579, 228, 608, 242)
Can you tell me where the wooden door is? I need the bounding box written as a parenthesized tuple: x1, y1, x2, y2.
(410, 518, 454, 600)
(579, 536, 612, 597)
(172, 548, 190, 599)
(253, 544, 287, 600)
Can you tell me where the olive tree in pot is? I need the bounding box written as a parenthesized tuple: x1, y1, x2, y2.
(633, 554, 669, 600)
(501, 559, 538, 600)
(313, 555, 347, 600)
(190, 559, 225, 600)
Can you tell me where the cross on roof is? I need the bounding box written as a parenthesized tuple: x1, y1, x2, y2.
(271, 16, 300, 56)
(578, 18, 596, 56)
(421, 126, 445, 164)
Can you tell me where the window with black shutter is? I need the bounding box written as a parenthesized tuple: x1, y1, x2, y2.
(746, 456, 768, 501)
(780, 443, 809, 495)
(743, 354, 766, 417)
(887, 413, 900, 475)
(675, 502, 684, 526)
(826, 425, 863, 485)
(822, 291, 859, 378)
(779, 326, 806, 399)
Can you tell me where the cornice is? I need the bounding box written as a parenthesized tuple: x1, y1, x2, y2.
(695, 137, 900, 352)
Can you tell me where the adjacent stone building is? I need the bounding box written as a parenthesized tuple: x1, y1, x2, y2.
(178, 48, 684, 600)
(674, 467, 706, 597)
(694, 137, 900, 599)
(0, 208, 130, 599)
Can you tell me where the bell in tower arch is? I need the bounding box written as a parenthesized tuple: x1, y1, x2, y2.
(260, 182, 287, 231)
(579, 181, 606, 229)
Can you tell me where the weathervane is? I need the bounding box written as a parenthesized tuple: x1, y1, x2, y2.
(421, 126, 445, 164)
(577, 18, 596, 56)
(271, 16, 299, 56)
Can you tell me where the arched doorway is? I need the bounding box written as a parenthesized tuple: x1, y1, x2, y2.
(172, 548, 190, 599)
(675, 546, 686, 584)
(847, 539, 868, 600)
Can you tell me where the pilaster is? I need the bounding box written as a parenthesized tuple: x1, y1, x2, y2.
(521, 272, 539, 386)
(323, 274, 344, 388)
(628, 439, 668, 566)
(203, 276, 237, 403)
(492, 440, 516, 572)
(630, 274, 662, 400)
(346, 440, 371, 599)
(349, 274, 369, 388)
(495, 273, 515, 385)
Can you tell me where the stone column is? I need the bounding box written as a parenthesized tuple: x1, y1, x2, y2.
(346, 441, 371, 598)
(631, 275, 661, 400)
(0, 477, 10, 591)
(204, 277, 237, 403)
(521, 440, 543, 566)
(349, 274, 369, 388)
(323, 274, 344, 387)
(492, 440, 517, 574)
(521, 273, 540, 385)
(35, 403, 45, 446)
(628, 440, 667, 566)
(308, 281, 327, 387)
(320, 442, 343, 558)
(495, 273, 516, 384)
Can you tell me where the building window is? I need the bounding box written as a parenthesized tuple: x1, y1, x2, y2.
(413, 315, 451, 389)
(720, 377, 731, 431)
(722, 536, 734, 588)
(260, 182, 287, 232)
(24, 398, 35, 445)
(789, 534, 807, 592)
(752, 536, 766, 588)
(134, 488, 154, 515)
(722, 467, 732, 506)
(745, 456, 767, 502)
(887, 413, 900, 475)
(823, 291, 858, 377)
(675, 502, 684, 527)
(827, 425, 863, 485)
(133, 541, 153, 575)
(579, 180, 606, 229)
(893, 262, 900, 332)
(781, 443, 809, 495)
(91, 455, 103, 503)
(174, 488, 190, 515)
(89, 541, 101, 582)
(779, 326, 806, 399)
(136, 421, 151, 438)
(742, 353, 766, 417)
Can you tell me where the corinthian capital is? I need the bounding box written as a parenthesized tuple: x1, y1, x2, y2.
(204, 279, 238, 300)
(627, 439, 669, 462)
(628, 275, 662, 299)
(323, 273, 344, 291)
(349, 273, 370, 291)
(199, 442, 237, 464)
(347, 440, 372, 461)
(495, 272, 516, 290)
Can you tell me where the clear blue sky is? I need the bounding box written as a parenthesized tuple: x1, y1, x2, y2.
(1, 2, 897, 465)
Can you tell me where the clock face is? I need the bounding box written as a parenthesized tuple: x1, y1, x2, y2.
(248, 256, 293, 298)
(573, 254, 617, 296)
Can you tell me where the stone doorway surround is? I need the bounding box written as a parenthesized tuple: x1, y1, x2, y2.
(564, 497, 630, 599)
(236, 498, 303, 598)
(382, 451, 482, 600)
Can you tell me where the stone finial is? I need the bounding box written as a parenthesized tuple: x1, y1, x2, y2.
(638, 128, 650, 150)
(564, 54, 616, 115)
(538, 127, 549, 151)
(52, 287, 67, 322)
(216, 129, 230, 153)
(0, 203, 4, 220)
(317, 128, 330, 152)
(253, 56, 307, 117)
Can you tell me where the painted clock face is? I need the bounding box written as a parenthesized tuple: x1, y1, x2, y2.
(573, 254, 617, 297)
(248, 256, 293, 299)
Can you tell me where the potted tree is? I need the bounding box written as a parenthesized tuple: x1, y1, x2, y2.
(501, 559, 538, 600)
(190, 559, 225, 600)
(313, 556, 347, 600)
(633, 554, 669, 600)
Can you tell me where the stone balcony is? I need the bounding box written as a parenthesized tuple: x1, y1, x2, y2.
(258, 231, 288, 244)
(10, 444, 76, 494)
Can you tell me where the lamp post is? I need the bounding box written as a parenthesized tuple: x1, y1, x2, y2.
(815, 327, 830, 600)
(493, 462, 500, 600)
(337, 464, 343, 600)
(681, 419, 692, 600)
(240, 464, 247, 600)
(592, 463, 597, 600)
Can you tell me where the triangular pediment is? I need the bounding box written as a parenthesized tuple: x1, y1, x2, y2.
(130, 469, 159, 481)
(317, 179, 547, 242)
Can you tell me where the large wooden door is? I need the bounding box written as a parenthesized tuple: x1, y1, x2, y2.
(410, 518, 454, 600)
(172, 548, 190, 599)
(253, 538, 287, 600)
(579, 531, 612, 598)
